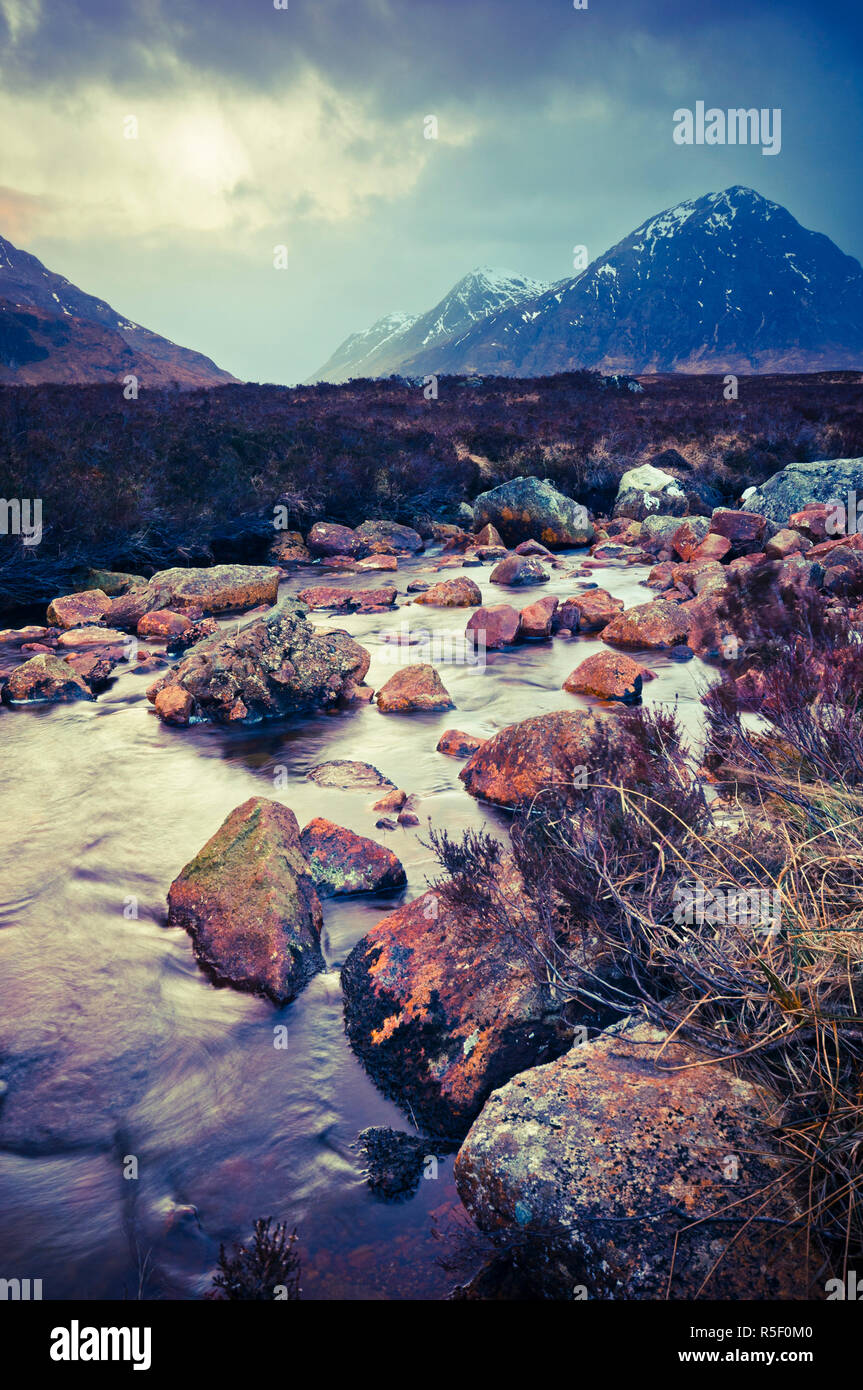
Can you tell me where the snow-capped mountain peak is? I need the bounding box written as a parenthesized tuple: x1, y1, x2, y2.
(309, 265, 549, 382)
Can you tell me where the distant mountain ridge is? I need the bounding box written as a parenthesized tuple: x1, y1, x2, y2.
(312, 188, 863, 381)
(0, 234, 236, 387)
(309, 266, 549, 382)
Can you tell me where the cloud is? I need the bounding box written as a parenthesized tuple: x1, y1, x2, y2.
(0, 0, 860, 386)
(0, 69, 465, 246)
(0, 185, 58, 241)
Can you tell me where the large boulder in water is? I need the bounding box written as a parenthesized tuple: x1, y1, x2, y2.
(306, 522, 362, 558)
(3, 653, 94, 704)
(472, 477, 593, 549)
(341, 877, 575, 1139)
(167, 797, 324, 1004)
(466, 604, 521, 649)
(147, 603, 370, 725)
(558, 588, 623, 633)
(742, 457, 863, 526)
(109, 565, 280, 628)
(459, 709, 612, 809)
(454, 1018, 807, 1299)
(489, 555, 549, 586)
(563, 650, 649, 702)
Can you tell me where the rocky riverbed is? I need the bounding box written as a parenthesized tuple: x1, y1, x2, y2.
(0, 524, 712, 1299)
(2, 459, 859, 1300)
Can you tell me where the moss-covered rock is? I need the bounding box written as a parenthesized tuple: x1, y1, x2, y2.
(167, 797, 324, 1004)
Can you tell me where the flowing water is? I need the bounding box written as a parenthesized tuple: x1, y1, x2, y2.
(0, 548, 713, 1300)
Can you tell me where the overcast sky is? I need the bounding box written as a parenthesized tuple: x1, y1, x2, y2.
(1, 0, 861, 384)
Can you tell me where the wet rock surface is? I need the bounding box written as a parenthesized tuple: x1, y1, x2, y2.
(167, 796, 324, 1005)
(299, 818, 406, 897)
(489, 555, 550, 586)
(341, 880, 575, 1140)
(558, 588, 623, 633)
(355, 1126, 450, 1202)
(46, 589, 113, 629)
(110, 565, 280, 627)
(563, 650, 650, 702)
(297, 584, 398, 612)
(454, 1019, 807, 1299)
(413, 577, 482, 607)
(148, 604, 371, 725)
(601, 598, 693, 650)
(436, 729, 486, 758)
(459, 709, 613, 809)
(3, 653, 94, 703)
(465, 604, 521, 648)
(376, 663, 454, 713)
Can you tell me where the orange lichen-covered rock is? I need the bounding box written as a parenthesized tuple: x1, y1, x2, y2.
(137, 609, 191, 639)
(601, 599, 692, 650)
(436, 729, 486, 758)
(690, 533, 732, 563)
(299, 818, 406, 898)
(108, 565, 279, 629)
(670, 517, 710, 561)
(353, 520, 424, 556)
(708, 509, 767, 555)
(268, 531, 311, 566)
(558, 588, 624, 633)
(355, 553, 399, 572)
(3, 653, 93, 704)
(489, 555, 549, 586)
(645, 561, 677, 591)
(376, 664, 454, 713)
(154, 685, 195, 725)
(788, 504, 833, 541)
(518, 595, 558, 639)
(297, 585, 397, 612)
(46, 588, 113, 629)
(764, 528, 811, 561)
(474, 522, 505, 548)
(306, 522, 362, 557)
(341, 879, 575, 1138)
(454, 1018, 807, 1299)
(466, 604, 521, 649)
(413, 577, 482, 607)
(459, 709, 620, 809)
(563, 651, 650, 702)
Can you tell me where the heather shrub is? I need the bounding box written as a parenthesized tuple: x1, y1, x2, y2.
(209, 1218, 300, 1301)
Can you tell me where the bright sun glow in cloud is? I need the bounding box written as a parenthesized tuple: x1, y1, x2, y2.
(0, 66, 474, 247)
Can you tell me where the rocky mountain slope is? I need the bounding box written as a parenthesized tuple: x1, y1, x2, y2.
(314, 188, 863, 380)
(0, 234, 236, 387)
